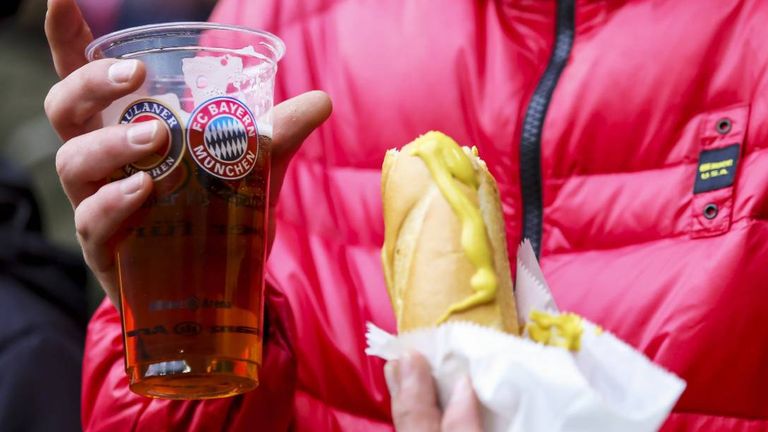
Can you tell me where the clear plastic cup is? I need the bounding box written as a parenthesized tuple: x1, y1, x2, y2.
(86, 22, 284, 399)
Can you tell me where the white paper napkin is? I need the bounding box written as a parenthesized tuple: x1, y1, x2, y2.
(366, 241, 686, 432)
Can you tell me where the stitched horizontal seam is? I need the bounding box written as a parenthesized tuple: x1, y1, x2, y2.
(547, 145, 768, 181)
(548, 158, 697, 182)
(544, 216, 768, 257)
(295, 147, 768, 175)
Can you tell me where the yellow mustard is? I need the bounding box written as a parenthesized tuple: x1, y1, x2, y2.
(525, 310, 583, 351)
(409, 131, 498, 324)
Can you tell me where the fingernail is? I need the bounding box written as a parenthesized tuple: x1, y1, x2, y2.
(449, 375, 474, 407)
(120, 172, 145, 195)
(384, 360, 400, 397)
(127, 121, 158, 145)
(108, 60, 139, 84)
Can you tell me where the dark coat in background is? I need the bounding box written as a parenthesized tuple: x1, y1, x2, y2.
(0, 160, 87, 432)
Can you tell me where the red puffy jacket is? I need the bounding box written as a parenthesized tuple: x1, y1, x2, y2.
(82, 0, 768, 430)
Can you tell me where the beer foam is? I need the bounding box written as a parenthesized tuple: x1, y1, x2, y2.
(103, 46, 275, 137)
(182, 55, 244, 106)
(182, 48, 274, 107)
(257, 123, 273, 138)
(231, 45, 259, 57)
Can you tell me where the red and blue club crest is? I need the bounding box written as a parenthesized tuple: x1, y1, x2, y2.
(186, 97, 259, 180)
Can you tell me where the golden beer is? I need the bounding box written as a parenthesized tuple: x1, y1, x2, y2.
(118, 135, 271, 399)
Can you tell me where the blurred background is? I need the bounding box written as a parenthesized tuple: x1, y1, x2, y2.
(0, 1, 216, 430)
(3, 0, 218, 310)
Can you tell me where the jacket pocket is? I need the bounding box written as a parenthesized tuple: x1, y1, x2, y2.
(690, 105, 749, 238)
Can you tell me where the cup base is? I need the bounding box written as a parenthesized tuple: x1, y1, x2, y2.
(128, 356, 259, 399)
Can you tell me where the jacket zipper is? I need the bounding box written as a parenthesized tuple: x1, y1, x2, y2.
(519, 0, 576, 256)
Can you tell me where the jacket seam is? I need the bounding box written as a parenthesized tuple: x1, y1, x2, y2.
(546, 145, 768, 181)
(544, 215, 768, 257)
(289, 145, 768, 178)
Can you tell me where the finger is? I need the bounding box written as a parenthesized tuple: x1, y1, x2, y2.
(269, 90, 332, 206)
(387, 352, 441, 432)
(56, 121, 167, 207)
(74, 172, 153, 304)
(45, 58, 146, 141)
(45, 0, 94, 78)
(441, 375, 483, 432)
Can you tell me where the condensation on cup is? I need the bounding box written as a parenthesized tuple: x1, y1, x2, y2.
(86, 22, 285, 399)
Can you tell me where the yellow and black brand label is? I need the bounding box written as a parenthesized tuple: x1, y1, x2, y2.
(694, 144, 740, 194)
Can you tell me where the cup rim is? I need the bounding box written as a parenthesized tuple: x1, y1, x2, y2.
(85, 21, 286, 63)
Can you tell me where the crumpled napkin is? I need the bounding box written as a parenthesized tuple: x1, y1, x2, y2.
(366, 240, 685, 432)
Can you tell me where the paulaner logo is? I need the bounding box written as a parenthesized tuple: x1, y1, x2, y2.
(186, 96, 259, 180)
(119, 98, 185, 179)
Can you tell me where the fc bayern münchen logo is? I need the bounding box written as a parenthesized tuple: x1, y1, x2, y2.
(119, 98, 184, 179)
(186, 96, 259, 180)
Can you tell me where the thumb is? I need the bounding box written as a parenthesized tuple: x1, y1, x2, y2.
(269, 90, 332, 206)
(45, 0, 94, 78)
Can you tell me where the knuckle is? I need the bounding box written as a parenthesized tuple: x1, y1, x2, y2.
(76, 229, 103, 277)
(74, 191, 117, 243)
(54, 145, 70, 179)
(44, 75, 95, 132)
(55, 141, 87, 182)
(56, 64, 107, 125)
(43, 85, 57, 118)
(44, 84, 65, 129)
(73, 204, 93, 244)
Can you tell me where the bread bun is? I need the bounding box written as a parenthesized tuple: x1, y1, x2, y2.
(381, 132, 518, 334)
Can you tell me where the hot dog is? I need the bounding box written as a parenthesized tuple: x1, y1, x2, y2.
(381, 131, 519, 334)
